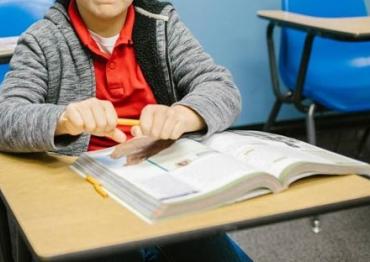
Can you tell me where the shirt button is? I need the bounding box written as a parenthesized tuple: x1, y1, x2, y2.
(108, 62, 116, 70)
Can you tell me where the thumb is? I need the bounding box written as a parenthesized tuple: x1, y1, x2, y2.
(131, 125, 143, 137)
(107, 128, 127, 144)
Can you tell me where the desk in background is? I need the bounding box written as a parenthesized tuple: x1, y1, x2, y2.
(258, 11, 370, 40)
(0, 36, 17, 64)
(258, 11, 370, 144)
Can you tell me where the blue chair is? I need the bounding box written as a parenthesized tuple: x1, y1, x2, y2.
(0, 0, 54, 82)
(263, 0, 370, 145)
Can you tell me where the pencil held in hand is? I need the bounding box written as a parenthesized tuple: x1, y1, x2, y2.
(55, 98, 127, 143)
(117, 118, 140, 126)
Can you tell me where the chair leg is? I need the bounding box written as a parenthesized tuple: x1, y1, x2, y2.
(356, 126, 370, 159)
(306, 104, 321, 233)
(263, 99, 282, 132)
(306, 104, 317, 145)
(311, 216, 321, 234)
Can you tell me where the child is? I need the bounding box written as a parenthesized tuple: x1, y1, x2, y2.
(0, 0, 251, 261)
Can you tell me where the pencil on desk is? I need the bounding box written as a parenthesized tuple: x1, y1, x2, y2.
(86, 175, 100, 187)
(117, 118, 140, 126)
(85, 176, 108, 198)
(94, 185, 109, 198)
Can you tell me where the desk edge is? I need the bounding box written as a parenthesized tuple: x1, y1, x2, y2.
(257, 10, 370, 41)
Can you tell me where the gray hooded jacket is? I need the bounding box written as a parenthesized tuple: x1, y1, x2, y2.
(0, 0, 241, 156)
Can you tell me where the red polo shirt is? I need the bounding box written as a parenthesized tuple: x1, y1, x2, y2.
(68, 0, 157, 151)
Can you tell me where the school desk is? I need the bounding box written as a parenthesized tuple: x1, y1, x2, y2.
(0, 152, 369, 261)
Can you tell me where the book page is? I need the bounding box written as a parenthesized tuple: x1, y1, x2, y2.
(147, 139, 263, 199)
(80, 139, 263, 202)
(203, 131, 370, 179)
(80, 147, 198, 201)
(165, 152, 257, 192)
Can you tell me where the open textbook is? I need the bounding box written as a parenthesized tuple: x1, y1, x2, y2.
(71, 131, 370, 222)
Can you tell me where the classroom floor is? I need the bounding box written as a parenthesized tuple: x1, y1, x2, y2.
(230, 206, 370, 262)
(229, 124, 370, 262)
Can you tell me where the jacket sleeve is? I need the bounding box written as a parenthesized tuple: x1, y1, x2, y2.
(167, 8, 242, 140)
(0, 32, 66, 153)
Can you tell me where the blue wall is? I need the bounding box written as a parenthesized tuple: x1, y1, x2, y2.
(171, 0, 370, 126)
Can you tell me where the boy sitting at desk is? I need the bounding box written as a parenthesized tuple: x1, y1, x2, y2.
(0, 0, 251, 261)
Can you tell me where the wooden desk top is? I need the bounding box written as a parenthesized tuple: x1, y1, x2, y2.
(0, 152, 369, 261)
(258, 10, 370, 40)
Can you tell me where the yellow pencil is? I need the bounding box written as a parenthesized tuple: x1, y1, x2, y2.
(61, 115, 140, 127)
(85, 176, 108, 198)
(117, 118, 140, 126)
(94, 185, 109, 198)
(85, 175, 101, 187)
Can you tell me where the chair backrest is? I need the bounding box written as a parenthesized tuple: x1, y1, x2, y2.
(279, 0, 368, 94)
(0, 0, 54, 83)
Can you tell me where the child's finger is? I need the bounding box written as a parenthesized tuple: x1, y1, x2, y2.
(131, 125, 143, 137)
(108, 128, 126, 144)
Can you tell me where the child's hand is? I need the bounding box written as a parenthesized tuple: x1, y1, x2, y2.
(110, 104, 204, 162)
(130, 104, 205, 140)
(55, 98, 126, 143)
